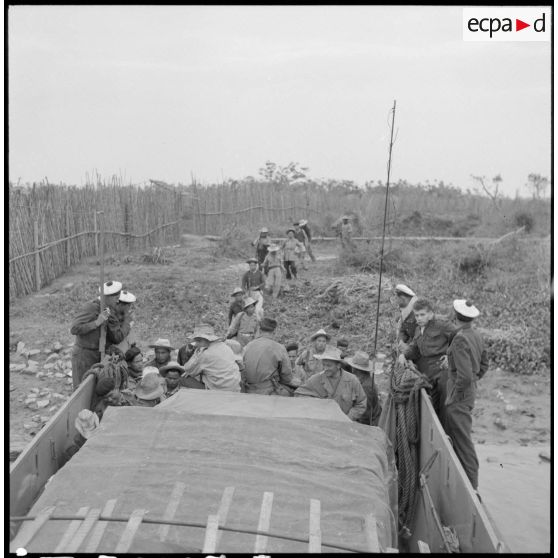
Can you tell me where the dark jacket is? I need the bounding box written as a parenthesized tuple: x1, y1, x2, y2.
(399, 311, 417, 344)
(404, 317, 457, 379)
(241, 270, 265, 292)
(228, 300, 244, 325)
(70, 300, 130, 350)
(446, 324, 488, 403)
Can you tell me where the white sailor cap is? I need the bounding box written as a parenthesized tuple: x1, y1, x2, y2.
(119, 290, 136, 303)
(453, 299, 480, 319)
(394, 284, 416, 297)
(99, 280, 122, 296)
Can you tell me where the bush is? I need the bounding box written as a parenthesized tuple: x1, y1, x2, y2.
(513, 211, 534, 233)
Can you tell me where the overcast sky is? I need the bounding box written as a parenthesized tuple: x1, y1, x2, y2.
(8, 5, 551, 196)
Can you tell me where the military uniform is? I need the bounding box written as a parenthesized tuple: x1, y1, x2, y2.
(70, 299, 130, 389)
(404, 317, 457, 418)
(445, 323, 488, 490)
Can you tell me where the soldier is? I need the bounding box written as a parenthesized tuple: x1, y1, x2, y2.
(340, 215, 354, 251)
(70, 280, 130, 390)
(252, 227, 271, 270)
(299, 219, 316, 262)
(394, 284, 418, 348)
(262, 245, 284, 298)
(228, 287, 245, 325)
(293, 222, 309, 270)
(281, 228, 305, 289)
(296, 329, 331, 379)
(226, 297, 260, 347)
(241, 258, 265, 320)
(145, 338, 175, 371)
(399, 298, 457, 420)
(445, 300, 488, 493)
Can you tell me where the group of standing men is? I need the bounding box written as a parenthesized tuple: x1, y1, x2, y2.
(394, 283, 487, 492)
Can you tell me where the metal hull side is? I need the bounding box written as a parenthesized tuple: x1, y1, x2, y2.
(410, 389, 505, 553)
(10, 375, 95, 521)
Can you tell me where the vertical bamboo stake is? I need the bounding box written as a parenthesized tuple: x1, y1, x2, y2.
(66, 199, 71, 268)
(33, 219, 40, 291)
(93, 210, 99, 257)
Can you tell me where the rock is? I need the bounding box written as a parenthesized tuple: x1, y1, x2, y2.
(30, 388, 40, 394)
(504, 404, 516, 414)
(521, 410, 536, 418)
(10, 363, 26, 372)
(39, 390, 50, 396)
(63, 282, 75, 291)
(54, 373, 65, 378)
(52, 393, 66, 400)
(45, 353, 59, 363)
(16, 341, 25, 354)
(36, 372, 46, 379)
(66, 378, 73, 384)
(43, 363, 55, 370)
(23, 423, 35, 430)
(28, 349, 41, 356)
(494, 418, 507, 430)
(40, 416, 50, 424)
(53, 342, 63, 352)
(23, 367, 38, 375)
(9, 384, 15, 391)
(65, 370, 73, 377)
(26, 401, 38, 410)
(37, 399, 50, 409)
(43, 348, 53, 354)
(27, 359, 39, 368)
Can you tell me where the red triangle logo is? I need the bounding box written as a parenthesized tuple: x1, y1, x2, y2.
(516, 19, 530, 31)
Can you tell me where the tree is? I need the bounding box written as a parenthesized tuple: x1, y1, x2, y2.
(470, 174, 502, 210)
(526, 173, 549, 199)
(258, 161, 309, 185)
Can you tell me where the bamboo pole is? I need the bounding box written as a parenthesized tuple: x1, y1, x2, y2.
(66, 199, 71, 268)
(93, 210, 99, 257)
(33, 220, 40, 291)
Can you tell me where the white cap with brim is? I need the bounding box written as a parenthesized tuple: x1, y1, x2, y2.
(453, 299, 480, 319)
(119, 290, 136, 303)
(313, 347, 343, 363)
(99, 281, 122, 296)
(395, 284, 416, 297)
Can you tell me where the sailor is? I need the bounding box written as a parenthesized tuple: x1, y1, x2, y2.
(241, 258, 265, 319)
(345, 351, 383, 426)
(226, 297, 260, 347)
(228, 287, 245, 325)
(145, 338, 175, 371)
(114, 290, 137, 354)
(252, 227, 271, 270)
(159, 362, 185, 399)
(70, 280, 130, 390)
(394, 284, 418, 347)
(182, 324, 242, 392)
(445, 300, 488, 492)
(243, 317, 298, 395)
(296, 328, 331, 379)
(399, 298, 457, 419)
(294, 347, 367, 421)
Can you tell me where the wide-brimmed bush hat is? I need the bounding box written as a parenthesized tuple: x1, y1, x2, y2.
(135, 374, 165, 400)
(246, 258, 258, 264)
(231, 287, 244, 296)
(286, 228, 295, 234)
(346, 351, 375, 373)
(141, 366, 160, 379)
(148, 338, 175, 351)
(310, 328, 331, 342)
(299, 219, 308, 226)
(267, 244, 280, 253)
(243, 297, 257, 310)
(192, 324, 220, 342)
(75, 409, 99, 439)
(260, 227, 269, 234)
(314, 347, 343, 363)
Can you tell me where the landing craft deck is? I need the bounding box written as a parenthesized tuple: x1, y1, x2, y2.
(11, 395, 398, 553)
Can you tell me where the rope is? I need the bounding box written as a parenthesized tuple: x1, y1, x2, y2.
(389, 359, 431, 541)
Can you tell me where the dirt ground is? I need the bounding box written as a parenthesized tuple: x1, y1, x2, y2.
(9, 235, 550, 453)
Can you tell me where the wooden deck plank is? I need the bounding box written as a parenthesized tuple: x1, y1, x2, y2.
(66, 508, 101, 553)
(10, 506, 56, 550)
(202, 514, 220, 553)
(308, 499, 322, 553)
(158, 481, 186, 542)
(364, 513, 380, 553)
(54, 506, 89, 552)
(114, 508, 146, 553)
(215, 486, 235, 546)
(254, 491, 274, 553)
(82, 498, 117, 553)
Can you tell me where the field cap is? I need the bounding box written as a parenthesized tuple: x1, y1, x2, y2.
(260, 227, 269, 233)
(192, 324, 220, 342)
(336, 338, 349, 349)
(260, 317, 278, 332)
(119, 290, 136, 303)
(141, 366, 160, 379)
(395, 284, 416, 297)
(314, 347, 343, 363)
(310, 328, 331, 342)
(299, 219, 308, 226)
(75, 409, 99, 439)
(246, 258, 258, 264)
(346, 351, 375, 373)
(231, 286, 244, 296)
(159, 361, 185, 377)
(267, 244, 280, 252)
(135, 374, 164, 401)
(99, 280, 122, 296)
(243, 297, 257, 310)
(453, 299, 480, 319)
(148, 338, 175, 351)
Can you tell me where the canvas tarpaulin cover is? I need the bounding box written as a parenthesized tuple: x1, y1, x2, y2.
(16, 393, 398, 553)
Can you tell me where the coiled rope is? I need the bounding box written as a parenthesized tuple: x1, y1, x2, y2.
(389, 359, 431, 540)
